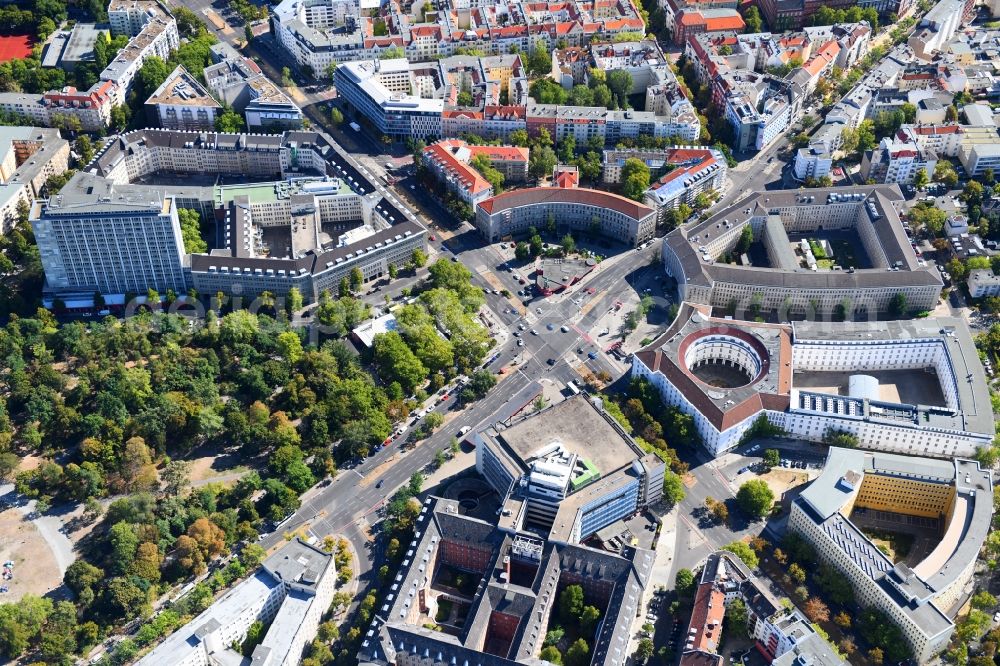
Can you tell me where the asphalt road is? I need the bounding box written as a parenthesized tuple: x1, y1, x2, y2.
(261, 221, 669, 577)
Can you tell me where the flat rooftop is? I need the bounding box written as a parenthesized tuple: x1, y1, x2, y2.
(792, 317, 993, 436)
(799, 447, 992, 605)
(496, 394, 638, 476)
(63, 23, 106, 63)
(664, 185, 942, 291)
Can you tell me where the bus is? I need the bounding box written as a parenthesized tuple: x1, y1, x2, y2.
(566, 381, 580, 395)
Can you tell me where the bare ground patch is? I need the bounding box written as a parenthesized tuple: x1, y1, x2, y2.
(759, 468, 811, 498)
(0, 508, 62, 601)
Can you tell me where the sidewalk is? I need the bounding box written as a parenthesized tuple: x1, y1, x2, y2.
(625, 504, 680, 662)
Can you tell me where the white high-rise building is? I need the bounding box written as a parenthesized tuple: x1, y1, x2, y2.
(30, 189, 187, 296)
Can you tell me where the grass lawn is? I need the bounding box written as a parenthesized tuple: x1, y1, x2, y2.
(817, 259, 834, 269)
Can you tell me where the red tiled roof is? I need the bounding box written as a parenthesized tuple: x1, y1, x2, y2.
(913, 124, 962, 135)
(553, 167, 579, 188)
(677, 9, 745, 31)
(424, 140, 491, 197)
(478, 186, 653, 219)
(410, 25, 441, 36)
(484, 105, 527, 119)
(688, 584, 726, 653)
(443, 110, 484, 120)
(633, 305, 793, 432)
(646, 148, 721, 191)
(803, 41, 839, 76)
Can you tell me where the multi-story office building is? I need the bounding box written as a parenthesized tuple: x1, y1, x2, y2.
(334, 59, 444, 140)
(475, 185, 657, 248)
(474, 394, 665, 544)
(721, 72, 802, 152)
(958, 126, 1000, 176)
(632, 303, 993, 458)
(358, 496, 655, 666)
(35, 128, 427, 305)
(138, 538, 338, 665)
(31, 192, 188, 297)
(661, 186, 943, 316)
(789, 448, 993, 663)
(145, 65, 221, 131)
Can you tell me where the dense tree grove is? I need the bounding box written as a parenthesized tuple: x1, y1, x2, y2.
(597, 376, 698, 476)
(0, 286, 472, 659)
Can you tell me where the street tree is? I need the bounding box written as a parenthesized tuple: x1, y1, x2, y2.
(736, 479, 774, 518)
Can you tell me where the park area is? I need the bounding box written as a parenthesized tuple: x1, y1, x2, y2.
(0, 506, 62, 602)
(0, 34, 33, 62)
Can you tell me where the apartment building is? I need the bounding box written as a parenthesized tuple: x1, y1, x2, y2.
(138, 538, 338, 666)
(145, 65, 220, 131)
(274, 0, 645, 70)
(673, 8, 745, 45)
(805, 44, 909, 156)
(860, 127, 939, 184)
(421, 139, 528, 208)
(551, 46, 589, 89)
(790, 449, 993, 662)
(909, 0, 973, 60)
(596, 147, 729, 226)
(474, 394, 665, 544)
(99, 12, 178, 106)
(0, 0, 178, 131)
(0, 127, 69, 233)
(968, 268, 1000, 297)
(336, 50, 699, 144)
(679, 551, 846, 666)
(792, 146, 833, 181)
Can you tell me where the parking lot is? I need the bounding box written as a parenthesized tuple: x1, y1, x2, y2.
(718, 440, 826, 482)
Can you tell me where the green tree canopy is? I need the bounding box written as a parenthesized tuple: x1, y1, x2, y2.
(736, 479, 774, 518)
